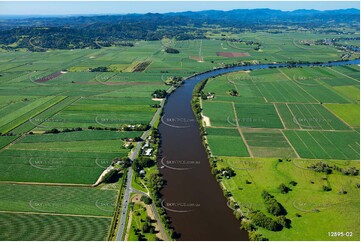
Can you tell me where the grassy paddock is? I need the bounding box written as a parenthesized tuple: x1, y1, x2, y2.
(218, 157, 360, 241)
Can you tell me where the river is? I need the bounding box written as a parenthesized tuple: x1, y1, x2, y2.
(156, 58, 360, 241)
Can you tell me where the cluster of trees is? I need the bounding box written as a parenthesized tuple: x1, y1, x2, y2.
(88, 126, 117, 131)
(278, 183, 291, 194)
(132, 157, 155, 175)
(122, 124, 149, 131)
(308, 162, 333, 174)
(308, 162, 359, 176)
(44, 127, 83, 134)
(143, 172, 182, 239)
(220, 167, 236, 178)
(165, 47, 180, 54)
(341, 167, 359, 176)
(141, 195, 152, 205)
(0, 132, 16, 136)
(131, 212, 157, 240)
(152, 89, 167, 98)
(229, 89, 239, 96)
(165, 76, 183, 86)
(133, 61, 151, 72)
(262, 191, 287, 216)
(249, 210, 283, 231)
(103, 169, 120, 183)
(89, 66, 109, 72)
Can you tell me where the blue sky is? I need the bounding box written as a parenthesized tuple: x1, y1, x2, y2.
(0, 1, 359, 15)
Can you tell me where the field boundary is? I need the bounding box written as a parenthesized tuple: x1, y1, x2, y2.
(231, 101, 253, 157)
(0, 210, 112, 218)
(278, 68, 319, 103)
(280, 130, 300, 158)
(327, 66, 360, 83)
(0, 181, 92, 187)
(273, 103, 287, 129)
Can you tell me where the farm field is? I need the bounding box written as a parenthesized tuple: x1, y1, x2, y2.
(242, 128, 298, 158)
(0, 212, 111, 241)
(0, 183, 117, 216)
(283, 130, 359, 160)
(202, 64, 360, 160)
(0, 149, 122, 184)
(206, 128, 249, 157)
(217, 157, 360, 241)
(325, 104, 360, 127)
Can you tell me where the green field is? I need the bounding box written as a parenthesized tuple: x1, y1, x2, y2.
(0, 184, 117, 216)
(276, 103, 351, 130)
(242, 128, 297, 158)
(0, 149, 121, 184)
(206, 128, 249, 157)
(284, 130, 359, 160)
(202, 63, 359, 160)
(325, 104, 360, 127)
(218, 157, 360, 241)
(202, 101, 236, 127)
(234, 103, 284, 129)
(19, 130, 142, 143)
(0, 212, 111, 241)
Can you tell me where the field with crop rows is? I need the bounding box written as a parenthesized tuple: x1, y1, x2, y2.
(206, 128, 249, 157)
(202, 64, 359, 160)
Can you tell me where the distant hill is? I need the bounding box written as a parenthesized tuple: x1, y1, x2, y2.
(0, 8, 359, 50)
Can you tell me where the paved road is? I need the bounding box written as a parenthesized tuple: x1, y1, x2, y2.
(115, 99, 165, 241)
(115, 168, 133, 241)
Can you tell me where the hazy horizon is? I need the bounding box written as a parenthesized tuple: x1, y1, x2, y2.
(0, 1, 359, 16)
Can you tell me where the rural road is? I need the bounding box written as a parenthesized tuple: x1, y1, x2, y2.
(115, 99, 165, 241)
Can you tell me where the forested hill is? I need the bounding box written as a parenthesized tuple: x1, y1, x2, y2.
(0, 8, 359, 50)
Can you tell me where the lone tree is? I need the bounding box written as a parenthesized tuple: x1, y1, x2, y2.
(278, 183, 291, 194)
(165, 47, 180, 54)
(141, 195, 153, 205)
(229, 89, 239, 96)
